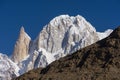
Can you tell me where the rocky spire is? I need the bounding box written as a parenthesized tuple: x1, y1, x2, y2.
(14, 26, 120, 80)
(12, 26, 31, 63)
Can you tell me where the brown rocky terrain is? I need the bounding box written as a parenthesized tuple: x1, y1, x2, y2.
(13, 26, 120, 80)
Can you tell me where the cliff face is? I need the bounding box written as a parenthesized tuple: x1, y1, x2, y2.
(14, 26, 120, 80)
(12, 27, 31, 63)
(11, 15, 112, 75)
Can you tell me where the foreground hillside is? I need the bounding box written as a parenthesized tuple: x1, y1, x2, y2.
(12, 15, 112, 74)
(13, 26, 120, 80)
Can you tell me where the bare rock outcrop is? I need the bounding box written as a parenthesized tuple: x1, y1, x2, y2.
(12, 27, 31, 63)
(14, 26, 120, 80)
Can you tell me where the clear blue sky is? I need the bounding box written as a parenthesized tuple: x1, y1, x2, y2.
(0, 0, 120, 56)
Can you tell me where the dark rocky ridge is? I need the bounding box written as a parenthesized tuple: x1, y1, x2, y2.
(13, 26, 120, 80)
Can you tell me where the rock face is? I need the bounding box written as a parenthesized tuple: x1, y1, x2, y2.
(35, 15, 99, 55)
(0, 53, 19, 80)
(14, 26, 120, 80)
(28, 15, 112, 68)
(13, 15, 112, 74)
(12, 27, 31, 63)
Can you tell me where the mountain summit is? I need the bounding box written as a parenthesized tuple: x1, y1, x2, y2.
(14, 26, 120, 80)
(12, 26, 31, 63)
(11, 15, 112, 74)
(0, 15, 113, 80)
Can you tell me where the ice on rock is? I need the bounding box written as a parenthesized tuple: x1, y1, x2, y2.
(97, 29, 113, 40)
(0, 53, 19, 80)
(12, 15, 113, 75)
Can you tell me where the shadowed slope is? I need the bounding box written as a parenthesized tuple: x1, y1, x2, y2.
(13, 26, 120, 80)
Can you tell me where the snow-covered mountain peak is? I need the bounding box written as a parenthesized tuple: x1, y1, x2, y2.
(48, 15, 96, 33)
(50, 14, 84, 22)
(35, 15, 98, 53)
(0, 53, 19, 80)
(0, 14, 113, 80)
(11, 15, 113, 75)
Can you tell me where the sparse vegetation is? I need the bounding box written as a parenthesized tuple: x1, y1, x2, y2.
(13, 27, 120, 80)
